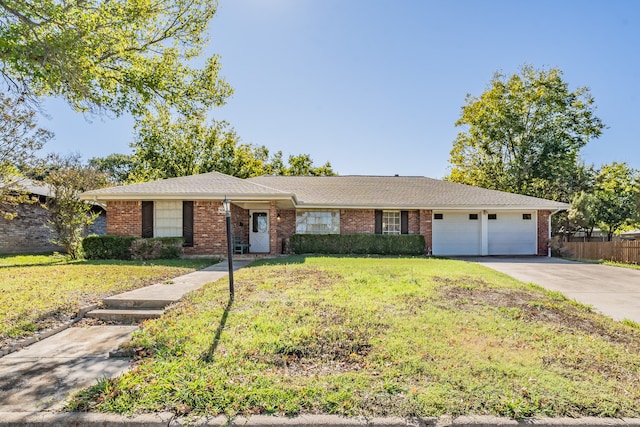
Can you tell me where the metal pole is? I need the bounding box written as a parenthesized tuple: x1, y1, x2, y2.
(225, 202, 234, 299)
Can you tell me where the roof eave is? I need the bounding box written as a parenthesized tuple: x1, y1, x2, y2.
(80, 193, 296, 202)
(291, 202, 570, 210)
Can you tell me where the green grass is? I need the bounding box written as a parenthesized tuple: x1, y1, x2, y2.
(0, 254, 218, 345)
(563, 256, 640, 270)
(68, 256, 640, 419)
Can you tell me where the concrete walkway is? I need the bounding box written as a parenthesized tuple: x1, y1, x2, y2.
(0, 259, 252, 413)
(468, 256, 640, 323)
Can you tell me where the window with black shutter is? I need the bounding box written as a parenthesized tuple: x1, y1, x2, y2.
(183, 201, 194, 247)
(141, 201, 154, 238)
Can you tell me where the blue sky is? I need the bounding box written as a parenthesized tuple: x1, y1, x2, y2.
(41, 0, 640, 179)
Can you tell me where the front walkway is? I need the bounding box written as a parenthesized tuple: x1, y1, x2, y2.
(0, 259, 252, 412)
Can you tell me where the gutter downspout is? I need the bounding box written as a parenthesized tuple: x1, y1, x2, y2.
(548, 209, 563, 257)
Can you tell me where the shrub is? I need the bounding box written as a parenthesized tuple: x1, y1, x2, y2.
(289, 234, 425, 255)
(82, 235, 136, 260)
(83, 236, 184, 260)
(130, 237, 184, 260)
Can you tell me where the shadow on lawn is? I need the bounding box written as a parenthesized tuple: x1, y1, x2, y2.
(200, 296, 234, 363)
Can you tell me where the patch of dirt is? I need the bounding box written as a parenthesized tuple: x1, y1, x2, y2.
(251, 266, 343, 291)
(254, 304, 387, 375)
(438, 279, 640, 350)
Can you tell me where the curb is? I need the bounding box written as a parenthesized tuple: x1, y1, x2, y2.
(1, 414, 640, 427)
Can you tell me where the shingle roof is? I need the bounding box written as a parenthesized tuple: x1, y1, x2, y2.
(81, 172, 569, 210)
(248, 175, 569, 209)
(81, 172, 291, 200)
(11, 176, 53, 198)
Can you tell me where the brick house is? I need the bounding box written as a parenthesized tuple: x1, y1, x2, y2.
(80, 172, 569, 257)
(0, 177, 106, 254)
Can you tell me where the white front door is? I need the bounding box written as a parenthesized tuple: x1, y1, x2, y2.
(249, 210, 270, 253)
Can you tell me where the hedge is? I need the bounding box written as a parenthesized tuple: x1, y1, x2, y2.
(82, 235, 184, 260)
(82, 235, 136, 260)
(289, 234, 425, 255)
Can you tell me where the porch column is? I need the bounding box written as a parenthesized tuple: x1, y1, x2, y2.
(269, 201, 278, 255)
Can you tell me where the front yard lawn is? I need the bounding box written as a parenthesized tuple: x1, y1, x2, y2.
(0, 254, 218, 347)
(69, 256, 640, 419)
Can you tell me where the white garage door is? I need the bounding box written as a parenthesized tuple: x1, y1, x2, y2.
(432, 212, 481, 256)
(487, 212, 537, 255)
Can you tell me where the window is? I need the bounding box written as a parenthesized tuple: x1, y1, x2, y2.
(488, 214, 497, 220)
(434, 213, 443, 220)
(253, 212, 268, 232)
(382, 211, 401, 234)
(296, 210, 340, 234)
(469, 213, 478, 220)
(522, 213, 532, 220)
(155, 201, 182, 237)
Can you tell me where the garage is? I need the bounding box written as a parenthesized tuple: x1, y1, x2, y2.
(432, 211, 482, 256)
(487, 211, 537, 255)
(432, 211, 538, 256)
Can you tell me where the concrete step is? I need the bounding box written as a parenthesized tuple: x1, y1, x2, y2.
(102, 297, 173, 310)
(85, 308, 164, 324)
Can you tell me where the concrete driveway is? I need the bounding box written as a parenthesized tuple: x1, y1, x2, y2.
(467, 257, 640, 323)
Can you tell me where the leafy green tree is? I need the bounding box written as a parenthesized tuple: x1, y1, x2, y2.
(0, 0, 231, 116)
(43, 155, 109, 259)
(568, 191, 599, 239)
(448, 65, 604, 202)
(0, 93, 52, 218)
(128, 108, 335, 181)
(591, 162, 639, 241)
(88, 153, 135, 184)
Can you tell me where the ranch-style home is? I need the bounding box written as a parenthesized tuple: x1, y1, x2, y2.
(80, 172, 569, 257)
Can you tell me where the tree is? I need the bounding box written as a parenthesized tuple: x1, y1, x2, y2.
(591, 162, 639, 241)
(0, 93, 53, 218)
(568, 191, 599, 239)
(88, 153, 135, 184)
(0, 0, 231, 116)
(448, 65, 604, 202)
(43, 155, 108, 259)
(128, 108, 335, 181)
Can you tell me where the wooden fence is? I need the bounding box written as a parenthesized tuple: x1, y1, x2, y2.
(562, 241, 640, 264)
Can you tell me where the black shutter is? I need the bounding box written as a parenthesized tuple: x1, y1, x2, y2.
(183, 201, 194, 247)
(141, 201, 154, 238)
(374, 210, 382, 234)
(401, 211, 409, 234)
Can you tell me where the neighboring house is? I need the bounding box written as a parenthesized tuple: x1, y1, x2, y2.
(620, 230, 640, 241)
(80, 172, 569, 257)
(0, 177, 106, 254)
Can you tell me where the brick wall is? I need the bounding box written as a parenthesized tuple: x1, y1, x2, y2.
(408, 210, 420, 234)
(537, 210, 551, 256)
(185, 201, 227, 256)
(341, 209, 375, 234)
(231, 204, 249, 245)
(419, 209, 432, 254)
(277, 209, 296, 254)
(0, 202, 62, 253)
(1, 202, 106, 254)
(106, 201, 141, 236)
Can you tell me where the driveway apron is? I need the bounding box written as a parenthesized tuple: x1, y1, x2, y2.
(468, 257, 640, 323)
